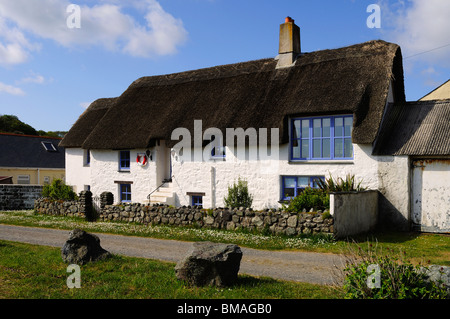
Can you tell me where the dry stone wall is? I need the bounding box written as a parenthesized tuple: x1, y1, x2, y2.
(99, 203, 334, 236)
(34, 191, 334, 236)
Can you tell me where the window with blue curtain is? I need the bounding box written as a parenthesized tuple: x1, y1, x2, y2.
(120, 184, 131, 202)
(119, 150, 130, 171)
(291, 115, 353, 160)
(281, 176, 324, 200)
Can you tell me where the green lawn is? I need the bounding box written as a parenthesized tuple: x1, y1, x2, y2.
(0, 240, 340, 299)
(0, 210, 449, 299)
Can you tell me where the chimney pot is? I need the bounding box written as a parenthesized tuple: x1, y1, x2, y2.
(285, 16, 294, 23)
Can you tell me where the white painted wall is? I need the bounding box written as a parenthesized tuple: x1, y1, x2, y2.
(170, 143, 402, 210)
(65, 148, 91, 194)
(412, 159, 450, 233)
(66, 146, 171, 204)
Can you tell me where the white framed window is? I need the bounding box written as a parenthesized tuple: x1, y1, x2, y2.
(17, 175, 30, 184)
(41, 141, 57, 152)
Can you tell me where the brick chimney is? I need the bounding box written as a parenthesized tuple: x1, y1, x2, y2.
(276, 17, 301, 68)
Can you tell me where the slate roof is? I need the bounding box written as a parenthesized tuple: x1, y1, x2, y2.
(0, 133, 65, 168)
(373, 99, 450, 156)
(60, 40, 405, 149)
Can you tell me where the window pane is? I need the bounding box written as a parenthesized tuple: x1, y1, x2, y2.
(301, 139, 309, 158)
(335, 139, 343, 157)
(335, 118, 343, 137)
(284, 177, 296, 188)
(292, 144, 300, 158)
(344, 138, 353, 158)
(284, 188, 295, 198)
(313, 119, 321, 137)
(323, 138, 330, 158)
(297, 177, 309, 188)
(323, 118, 330, 137)
(293, 120, 300, 139)
(313, 139, 321, 158)
(283, 177, 296, 198)
(311, 177, 324, 188)
(344, 117, 353, 136)
(301, 120, 309, 138)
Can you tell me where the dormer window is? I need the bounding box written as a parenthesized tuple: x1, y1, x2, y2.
(42, 141, 57, 152)
(290, 115, 353, 160)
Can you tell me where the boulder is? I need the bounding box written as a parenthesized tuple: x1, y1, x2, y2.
(61, 229, 111, 265)
(175, 241, 242, 287)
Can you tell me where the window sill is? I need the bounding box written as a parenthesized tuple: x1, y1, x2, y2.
(118, 169, 131, 173)
(288, 160, 354, 164)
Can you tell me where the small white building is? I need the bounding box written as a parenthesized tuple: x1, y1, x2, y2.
(60, 18, 449, 233)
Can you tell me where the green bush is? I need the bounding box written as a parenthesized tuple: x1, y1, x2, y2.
(223, 177, 253, 209)
(339, 244, 447, 299)
(42, 179, 78, 201)
(317, 173, 366, 192)
(285, 187, 329, 212)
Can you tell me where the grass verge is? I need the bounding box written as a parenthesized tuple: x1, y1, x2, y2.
(0, 240, 340, 299)
(0, 210, 449, 265)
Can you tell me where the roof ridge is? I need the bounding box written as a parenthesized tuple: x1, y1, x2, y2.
(0, 132, 62, 140)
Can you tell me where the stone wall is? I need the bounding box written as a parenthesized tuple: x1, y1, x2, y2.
(34, 190, 335, 236)
(34, 197, 85, 218)
(34, 191, 95, 220)
(0, 185, 43, 211)
(99, 203, 334, 236)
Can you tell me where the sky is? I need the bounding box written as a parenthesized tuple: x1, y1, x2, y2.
(0, 0, 449, 132)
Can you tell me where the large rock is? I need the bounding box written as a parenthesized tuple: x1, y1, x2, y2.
(61, 229, 111, 265)
(175, 241, 242, 287)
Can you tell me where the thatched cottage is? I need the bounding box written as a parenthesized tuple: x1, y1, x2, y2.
(60, 18, 449, 233)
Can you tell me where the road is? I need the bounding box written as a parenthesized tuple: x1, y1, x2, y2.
(0, 224, 345, 285)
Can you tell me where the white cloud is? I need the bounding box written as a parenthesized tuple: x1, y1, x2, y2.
(380, 0, 450, 67)
(0, 82, 25, 95)
(0, 0, 188, 66)
(17, 73, 46, 85)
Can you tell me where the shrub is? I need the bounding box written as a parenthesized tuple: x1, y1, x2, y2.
(336, 242, 448, 299)
(317, 173, 366, 192)
(42, 179, 78, 201)
(285, 187, 329, 212)
(224, 177, 253, 209)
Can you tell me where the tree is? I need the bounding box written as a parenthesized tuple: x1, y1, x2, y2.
(0, 115, 37, 135)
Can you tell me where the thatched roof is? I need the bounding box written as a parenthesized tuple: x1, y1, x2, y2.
(60, 40, 405, 149)
(59, 98, 117, 148)
(373, 99, 450, 156)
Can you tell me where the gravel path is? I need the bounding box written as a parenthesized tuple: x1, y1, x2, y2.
(0, 224, 344, 285)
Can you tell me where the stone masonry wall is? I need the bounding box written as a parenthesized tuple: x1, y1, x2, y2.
(34, 191, 93, 220)
(0, 185, 43, 211)
(33, 191, 334, 236)
(99, 203, 334, 236)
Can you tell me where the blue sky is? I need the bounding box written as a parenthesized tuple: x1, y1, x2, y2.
(1, 0, 449, 132)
